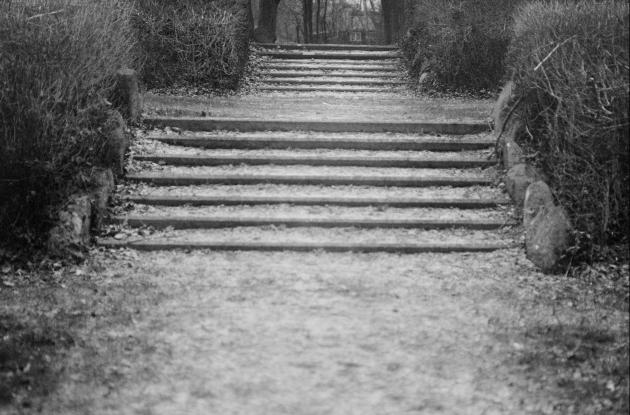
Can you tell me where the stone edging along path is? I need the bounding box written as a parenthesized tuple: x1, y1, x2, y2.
(494, 81, 572, 273)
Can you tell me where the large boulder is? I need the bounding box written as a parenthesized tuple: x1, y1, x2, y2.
(526, 206, 572, 273)
(505, 163, 544, 206)
(47, 195, 92, 260)
(523, 181, 554, 228)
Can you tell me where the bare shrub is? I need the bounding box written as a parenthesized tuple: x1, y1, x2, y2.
(508, 0, 629, 256)
(134, 0, 251, 90)
(0, 0, 136, 246)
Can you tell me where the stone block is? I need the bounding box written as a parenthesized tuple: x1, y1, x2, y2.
(90, 168, 115, 229)
(47, 195, 92, 260)
(114, 68, 141, 123)
(103, 110, 129, 176)
(524, 181, 554, 228)
(418, 72, 434, 89)
(505, 163, 544, 206)
(493, 80, 515, 132)
(526, 206, 572, 273)
(501, 135, 524, 169)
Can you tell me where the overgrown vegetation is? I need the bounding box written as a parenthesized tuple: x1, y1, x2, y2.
(134, 0, 251, 90)
(0, 0, 252, 250)
(0, 0, 136, 248)
(507, 0, 629, 258)
(401, 0, 523, 92)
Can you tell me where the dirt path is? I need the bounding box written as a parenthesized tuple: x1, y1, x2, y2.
(10, 247, 615, 415)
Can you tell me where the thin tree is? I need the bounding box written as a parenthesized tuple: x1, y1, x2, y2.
(302, 0, 313, 43)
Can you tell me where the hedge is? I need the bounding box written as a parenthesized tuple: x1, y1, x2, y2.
(134, 0, 251, 90)
(0, 0, 136, 247)
(507, 0, 629, 256)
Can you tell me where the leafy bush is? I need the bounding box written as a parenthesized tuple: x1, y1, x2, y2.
(134, 0, 251, 90)
(401, 0, 523, 92)
(507, 0, 629, 255)
(0, 0, 136, 246)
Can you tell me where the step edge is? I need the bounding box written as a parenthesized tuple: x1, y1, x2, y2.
(97, 239, 517, 253)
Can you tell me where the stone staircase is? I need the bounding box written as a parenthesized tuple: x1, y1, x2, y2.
(257, 43, 405, 93)
(100, 44, 516, 252)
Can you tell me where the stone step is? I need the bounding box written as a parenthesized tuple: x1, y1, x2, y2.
(111, 215, 514, 230)
(125, 183, 506, 202)
(134, 154, 496, 168)
(124, 194, 509, 209)
(261, 50, 401, 60)
(261, 75, 404, 86)
(99, 226, 515, 250)
(264, 62, 399, 71)
(258, 85, 402, 93)
(147, 134, 494, 151)
(126, 173, 493, 187)
(257, 43, 398, 51)
(262, 71, 400, 78)
(98, 239, 513, 253)
(260, 77, 404, 86)
(144, 117, 489, 135)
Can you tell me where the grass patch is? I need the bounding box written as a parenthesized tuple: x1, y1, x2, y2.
(0, 314, 74, 410)
(518, 322, 628, 414)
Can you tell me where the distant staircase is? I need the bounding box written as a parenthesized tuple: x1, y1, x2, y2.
(256, 43, 405, 93)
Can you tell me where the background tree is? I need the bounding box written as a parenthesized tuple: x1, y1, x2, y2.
(254, 0, 282, 42)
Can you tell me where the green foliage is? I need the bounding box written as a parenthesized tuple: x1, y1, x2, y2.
(134, 0, 251, 90)
(401, 0, 523, 92)
(0, 0, 136, 246)
(508, 0, 629, 256)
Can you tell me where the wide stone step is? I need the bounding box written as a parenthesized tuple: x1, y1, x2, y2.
(126, 183, 507, 201)
(260, 77, 404, 86)
(123, 194, 509, 208)
(261, 50, 400, 60)
(99, 239, 513, 253)
(112, 215, 513, 230)
(264, 62, 399, 71)
(134, 154, 496, 168)
(262, 71, 400, 78)
(258, 85, 402, 93)
(257, 43, 398, 51)
(126, 173, 493, 187)
(99, 226, 515, 251)
(145, 117, 488, 135)
(147, 134, 494, 151)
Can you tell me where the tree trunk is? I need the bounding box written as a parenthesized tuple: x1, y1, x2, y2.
(316, 0, 321, 41)
(381, 0, 407, 44)
(254, 0, 281, 43)
(322, 0, 328, 42)
(247, 0, 255, 39)
(303, 0, 313, 43)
